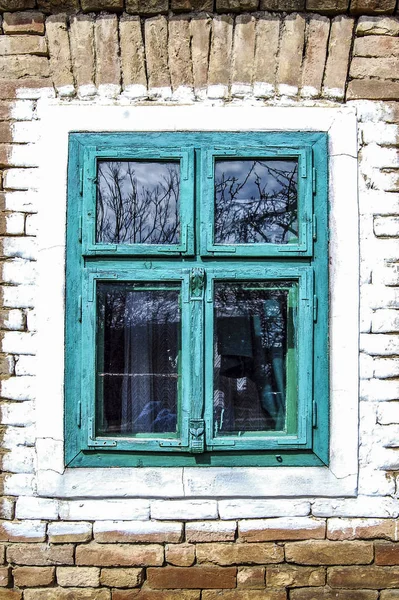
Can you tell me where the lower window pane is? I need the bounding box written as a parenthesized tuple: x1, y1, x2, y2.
(96, 282, 181, 436)
(213, 281, 297, 434)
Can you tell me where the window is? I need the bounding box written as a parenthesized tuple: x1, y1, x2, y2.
(65, 131, 328, 468)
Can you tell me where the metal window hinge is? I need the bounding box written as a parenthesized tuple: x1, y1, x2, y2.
(312, 167, 317, 195)
(79, 168, 84, 195)
(312, 214, 317, 241)
(78, 295, 82, 322)
(189, 418, 205, 453)
(78, 215, 82, 243)
(87, 417, 117, 447)
(301, 152, 307, 178)
(313, 400, 318, 428)
(313, 294, 318, 322)
(76, 401, 82, 428)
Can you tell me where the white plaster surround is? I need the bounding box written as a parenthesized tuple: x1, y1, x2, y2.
(33, 101, 359, 499)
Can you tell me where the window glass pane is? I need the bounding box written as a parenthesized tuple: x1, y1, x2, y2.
(96, 161, 180, 244)
(213, 281, 297, 434)
(214, 159, 298, 245)
(96, 282, 181, 436)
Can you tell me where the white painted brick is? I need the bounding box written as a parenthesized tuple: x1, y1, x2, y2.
(15, 355, 36, 376)
(3, 168, 39, 191)
(2, 331, 36, 355)
(59, 500, 150, 521)
(377, 402, 399, 424)
(373, 263, 399, 286)
(9, 144, 39, 168)
(25, 214, 38, 236)
(16, 86, 55, 100)
(358, 467, 395, 496)
(360, 122, 399, 145)
(36, 438, 63, 474)
(26, 309, 37, 333)
(373, 447, 399, 470)
(360, 334, 399, 356)
(372, 309, 399, 333)
(218, 500, 311, 520)
(1, 309, 24, 331)
(93, 520, 183, 540)
(16, 496, 59, 520)
(1, 446, 35, 474)
(0, 402, 35, 426)
(151, 500, 218, 521)
(4, 191, 39, 213)
(312, 496, 399, 518)
(360, 354, 374, 379)
(0, 497, 14, 520)
(360, 378, 399, 401)
(1, 376, 36, 401)
(353, 100, 390, 123)
(185, 521, 236, 541)
(362, 284, 399, 309)
(12, 121, 41, 143)
(3, 259, 37, 285)
(48, 522, 92, 540)
(3, 473, 35, 496)
(2, 285, 35, 309)
(360, 305, 372, 333)
(328, 517, 396, 540)
(5, 213, 24, 235)
(361, 144, 399, 170)
(359, 190, 399, 216)
(239, 517, 325, 537)
(374, 357, 399, 379)
(2, 236, 37, 260)
(378, 424, 399, 447)
(0, 520, 46, 541)
(2, 424, 36, 448)
(374, 216, 399, 237)
(11, 100, 35, 121)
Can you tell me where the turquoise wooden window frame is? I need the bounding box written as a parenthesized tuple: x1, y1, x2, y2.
(65, 131, 328, 468)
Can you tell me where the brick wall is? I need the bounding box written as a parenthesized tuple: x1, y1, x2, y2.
(0, 2, 398, 598)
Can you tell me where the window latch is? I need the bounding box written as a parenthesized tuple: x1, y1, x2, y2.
(189, 267, 205, 300)
(87, 417, 117, 448)
(189, 419, 205, 453)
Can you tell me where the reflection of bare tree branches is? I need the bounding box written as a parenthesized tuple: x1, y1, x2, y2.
(97, 161, 180, 244)
(215, 160, 298, 244)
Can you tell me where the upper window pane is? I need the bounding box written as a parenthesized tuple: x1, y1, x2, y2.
(214, 159, 298, 245)
(96, 160, 180, 245)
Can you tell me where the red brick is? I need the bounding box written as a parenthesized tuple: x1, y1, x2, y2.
(3, 11, 45, 35)
(347, 79, 399, 100)
(328, 566, 399, 588)
(147, 566, 237, 589)
(0, 79, 50, 100)
(375, 542, 399, 565)
(76, 543, 163, 567)
(13, 566, 54, 587)
(6, 544, 73, 566)
(327, 518, 396, 541)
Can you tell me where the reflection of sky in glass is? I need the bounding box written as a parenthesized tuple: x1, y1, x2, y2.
(96, 161, 180, 245)
(214, 159, 298, 245)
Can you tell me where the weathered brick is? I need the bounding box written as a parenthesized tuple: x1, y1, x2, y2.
(13, 566, 55, 587)
(354, 36, 399, 57)
(301, 15, 330, 97)
(266, 566, 326, 587)
(190, 15, 211, 93)
(168, 16, 193, 91)
(70, 15, 95, 92)
(151, 500, 217, 521)
(0, 36, 47, 56)
(46, 14, 73, 91)
(171, 0, 213, 10)
(231, 14, 256, 90)
(0, 591, 22, 600)
(357, 16, 399, 36)
(306, 0, 349, 12)
(350, 0, 396, 14)
(147, 566, 237, 589)
(216, 0, 258, 11)
(347, 79, 399, 100)
(239, 518, 326, 542)
(285, 541, 373, 565)
(3, 11, 44, 34)
(186, 521, 236, 543)
(0, 79, 51, 100)
(38, 0, 79, 9)
(0, 567, 9, 587)
(112, 592, 200, 600)
(24, 591, 110, 600)
(126, 0, 169, 13)
(119, 15, 146, 92)
(48, 522, 92, 544)
(261, 0, 304, 9)
(93, 521, 182, 544)
(237, 566, 265, 589)
(0, 56, 49, 79)
(6, 544, 74, 566)
(276, 13, 306, 94)
(328, 566, 399, 588)
(375, 542, 399, 565)
(100, 567, 143, 588)
(165, 544, 195, 567)
(291, 589, 378, 600)
(202, 592, 286, 600)
(323, 15, 354, 99)
(95, 14, 120, 93)
(0, 520, 46, 542)
(145, 16, 170, 92)
(81, 0, 123, 9)
(196, 542, 284, 566)
(0, 0, 35, 9)
(253, 14, 280, 96)
(351, 57, 399, 79)
(208, 15, 233, 91)
(327, 518, 396, 540)
(76, 542, 163, 567)
(56, 567, 100, 587)
(381, 592, 399, 600)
